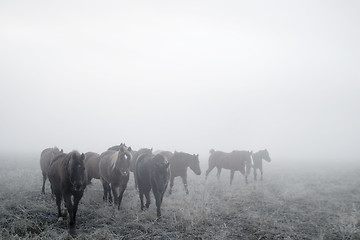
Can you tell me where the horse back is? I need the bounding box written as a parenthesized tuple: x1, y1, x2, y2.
(209, 151, 249, 170)
(135, 153, 153, 191)
(40, 148, 61, 173)
(169, 152, 189, 176)
(47, 153, 67, 191)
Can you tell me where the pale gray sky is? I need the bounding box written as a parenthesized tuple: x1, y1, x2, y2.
(1, 0, 359, 161)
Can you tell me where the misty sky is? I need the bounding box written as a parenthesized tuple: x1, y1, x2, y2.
(1, 1, 359, 161)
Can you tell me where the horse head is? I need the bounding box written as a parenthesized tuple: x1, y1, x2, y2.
(262, 149, 271, 162)
(67, 151, 86, 192)
(189, 154, 201, 175)
(116, 144, 132, 176)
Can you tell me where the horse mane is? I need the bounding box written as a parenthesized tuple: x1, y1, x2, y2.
(109, 152, 118, 171)
(63, 151, 77, 169)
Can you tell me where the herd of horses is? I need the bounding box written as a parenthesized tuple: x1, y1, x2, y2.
(39, 145, 271, 229)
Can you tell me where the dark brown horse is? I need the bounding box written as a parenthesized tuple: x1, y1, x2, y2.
(205, 149, 252, 185)
(159, 151, 201, 194)
(47, 151, 87, 228)
(84, 152, 100, 184)
(136, 153, 170, 217)
(252, 149, 271, 181)
(40, 147, 63, 193)
(129, 148, 153, 189)
(99, 144, 132, 209)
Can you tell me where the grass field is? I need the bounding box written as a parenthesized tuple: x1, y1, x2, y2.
(0, 154, 359, 239)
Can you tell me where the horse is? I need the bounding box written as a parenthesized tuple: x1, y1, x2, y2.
(47, 151, 87, 229)
(158, 151, 201, 194)
(99, 143, 132, 209)
(129, 148, 153, 189)
(252, 149, 271, 180)
(135, 153, 170, 217)
(205, 149, 252, 185)
(84, 152, 100, 184)
(39, 147, 63, 193)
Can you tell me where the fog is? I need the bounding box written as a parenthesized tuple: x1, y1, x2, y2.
(0, 1, 359, 162)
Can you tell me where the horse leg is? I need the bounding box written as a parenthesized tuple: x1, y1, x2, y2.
(72, 192, 83, 227)
(216, 167, 222, 181)
(55, 192, 62, 219)
(169, 176, 175, 194)
(41, 172, 47, 194)
(181, 175, 189, 194)
(111, 185, 119, 207)
(139, 190, 145, 210)
(205, 165, 216, 180)
(145, 190, 151, 209)
(108, 184, 113, 203)
(101, 180, 109, 202)
(63, 194, 74, 228)
(154, 191, 162, 217)
(254, 168, 257, 181)
(116, 186, 126, 210)
(230, 170, 235, 185)
(260, 167, 263, 181)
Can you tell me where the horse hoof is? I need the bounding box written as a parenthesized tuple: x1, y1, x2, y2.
(68, 228, 76, 237)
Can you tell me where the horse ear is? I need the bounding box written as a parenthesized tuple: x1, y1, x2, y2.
(60, 149, 63, 153)
(151, 148, 153, 152)
(119, 145, 125, 152)
(80, 153, 85, 161)
(128, 146, 132, 152)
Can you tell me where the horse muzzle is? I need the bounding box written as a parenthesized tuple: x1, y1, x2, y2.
(73, 183, 84, 192)
(120, 170, 129, 176)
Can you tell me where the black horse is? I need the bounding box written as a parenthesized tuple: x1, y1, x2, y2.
(136, 153, 170, 217)
(47, 151, 87, 229)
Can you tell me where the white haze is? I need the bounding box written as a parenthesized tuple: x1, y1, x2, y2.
(0, 0, 359, 162)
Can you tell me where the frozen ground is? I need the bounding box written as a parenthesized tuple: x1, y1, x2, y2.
(0, 154, 359, 239)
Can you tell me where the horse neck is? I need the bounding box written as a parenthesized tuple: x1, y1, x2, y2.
(110, 152, 119, 170)
(252, 151, 263, 161)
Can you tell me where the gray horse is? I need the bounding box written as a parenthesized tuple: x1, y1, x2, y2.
(205, 149, 252, 185)
(158, 151, 201, 194)
(40, 147, 63, 193)
(252, 149, 271, 180)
